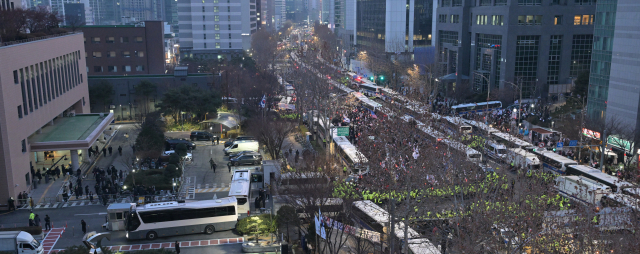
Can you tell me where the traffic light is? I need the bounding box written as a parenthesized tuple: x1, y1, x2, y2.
(369, 76, 374, 81)
(380, 76, 384, 80)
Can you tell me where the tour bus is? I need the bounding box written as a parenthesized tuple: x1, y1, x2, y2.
(229, 169, 252, 219)
(359, 81, 382, 97)
(538, 151, 578, 175)
(125, 198, 239, 240)
(565, 164, 635, 193)
(484, 141, 507, 161)
(442, 116, 472, 135)
(555, 176, 612, 207)
(491, 132, 534, 149)
(451, 101, 502, 115)
(278, 172, 331, 195)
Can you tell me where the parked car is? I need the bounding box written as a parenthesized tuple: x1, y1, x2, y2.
(224, 141, 259, 155)
(165, 139, 196, 150)
(163, 150, 193, 161)
(224, 136, 257, 147)
(190, 131, 215, 141)
(229, 151, 260, 159)
(229, 153, 263, 166)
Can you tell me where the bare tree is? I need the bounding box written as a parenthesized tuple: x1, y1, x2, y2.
(248, 115, 297, 160)
(65, 12, 85, 32)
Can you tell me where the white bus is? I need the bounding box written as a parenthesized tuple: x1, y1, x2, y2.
(441, 139, 483, 162)
(492, 132, 534, 149)
(229, 169, 252, 218)
(125, 198, 238, 240)
(358, 81, 382, 97)
(539, 151, 578, 175)
(484, 141, 507, 161)
(278, 172, 331, 195)
(565, 165, 635, 193)
(451, 101, 502, 115)
(443, 116, 472, 134)
(555, 176, 612, 207)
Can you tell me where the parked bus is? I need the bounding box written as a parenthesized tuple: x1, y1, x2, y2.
(451, 101, 502, 115)
(278, 172, 331, 195)
(332, 135, 369, 174)
(229, 169, 252, 218)
(484, 141, 507, 161)
(539, 151, 578, 175)
(358, 81, 383, 97)
(442, 116, 472, 134)
(125, 198, 239, 240)
(555, 176, 612, 207)
(565, 165, 635, 193)
(491, 132, 534, 149)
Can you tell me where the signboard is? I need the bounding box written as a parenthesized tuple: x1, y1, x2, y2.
(538, 143, 545, 148)
(314, 209, 327, 239)
(557, 142, 563, 148)
(337, 127, 349, 137)
(568, 140, 578, 147)
(582, 128, 601, 139)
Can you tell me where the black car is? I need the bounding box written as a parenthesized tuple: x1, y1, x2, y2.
(229, 153, 263, 166)
(165, 139, 196, 151)
(229, 151, 260, 159)
(224, 136, 257, 147)
(190, 131, 215, 141)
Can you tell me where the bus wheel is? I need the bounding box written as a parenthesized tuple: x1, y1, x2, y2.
(205, 225, 215, 234)
(146, 231, 157, 240)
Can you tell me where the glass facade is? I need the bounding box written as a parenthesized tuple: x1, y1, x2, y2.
(588, 0, 617, 120)
(438, 30, 459, 73)
(515, 35, 540, 98)
(356, 0, 386, 49)
(570, 34, 593, 77)
(475, 34, 502, 91)
(547, 35, 562, 85)
(413, 0, 433, 47)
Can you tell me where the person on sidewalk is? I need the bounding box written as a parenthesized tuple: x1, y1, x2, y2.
(212, 160, 217, 173)
(81, 219, 87, 234)
(108, 146, 113, 156)
(77, 168, 82, 178)
(118, 146, 122, 156)
(210, 158, 215, 171)
(102, 147, 107, 157)
(295, 150, 299, 163)
(7, 197, 15, 211)
(89, 191, 94, 203)
(29, 197, 34, 209)
(216, 136, 220, 145)
(228, 162, 232, 173)
(44, 215, 51, 231)
(343, 166, 348, 176)
(175, 241, 180, 254)
(34, 214, 41, 227)
(85, 186, 89, 197)
(17, 193, 22, 206)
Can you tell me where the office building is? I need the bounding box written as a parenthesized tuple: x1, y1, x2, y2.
(64, 3, 86, 25)
(0, 32, 113, 204)
(178, 0, 257, 59)
(356, 0, 433, 53)
(587, 0, 640, 138)
(120, 0, 165, 24)
(1, 0, 20, 10)
(435, 0, 595, 97)
(82, 21, 166, 76)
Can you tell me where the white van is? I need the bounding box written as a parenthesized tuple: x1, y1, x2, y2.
(224, 141, 259, 155)
(484, 141, 507, 161)
(0, 231, 43, 254)
(555, 176, 612, 207)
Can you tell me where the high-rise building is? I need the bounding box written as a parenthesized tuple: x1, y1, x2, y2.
(587, 0, 640, 138)
(286, 0, 306, 22)
(82, 21, 166, 76)
(178, 0, 257, 59)
(435, 0, 595, 97)
(164, 0, 178, 31)
(356, 0, 433, 53)
(0, 33, 113, 204)
(64, 3, 86, 25)
(120, 0, 165, 24)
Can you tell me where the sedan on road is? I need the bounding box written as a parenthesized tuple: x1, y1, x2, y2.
(229, 153, 262, 166)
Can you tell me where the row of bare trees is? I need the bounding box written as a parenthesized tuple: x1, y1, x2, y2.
(0, 7, 66, 43)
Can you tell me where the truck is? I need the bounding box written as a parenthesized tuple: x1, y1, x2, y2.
(555, 176, 612, 207)
(506, 148, 540, 171)
(0, 231, 44, 254)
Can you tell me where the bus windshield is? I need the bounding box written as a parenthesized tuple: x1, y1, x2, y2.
(126, 210, 141, 231)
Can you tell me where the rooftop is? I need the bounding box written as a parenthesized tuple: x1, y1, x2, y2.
(0, 32, 78, 48)
(29, 114, 105, 142)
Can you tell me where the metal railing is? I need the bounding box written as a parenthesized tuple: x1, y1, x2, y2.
(1, 32, 79, 47)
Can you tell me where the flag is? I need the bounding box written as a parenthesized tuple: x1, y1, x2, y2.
(260, 95, 266, 108)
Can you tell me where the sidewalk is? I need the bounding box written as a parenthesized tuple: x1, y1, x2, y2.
(24, 124, 139, 208)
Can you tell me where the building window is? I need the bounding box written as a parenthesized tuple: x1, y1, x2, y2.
(517, 15, 542, 25)
(575, 0, 596, 5)
(121, 37, 129, 43)
(13, 70, 18, 84)
(229, 33, 231, 39)
(547, 35, 562, 85)
(574, 15, 594, 25)
(21, 139, 26, 153)
(518, 0, 541, 5)
(137, 51, 144, 57)
(451, 15, 459, 24)
(94, 66, 103, 72)
(215, 33, 220, 39)
(108, 66, 117, 72)
(204, 43, 207, 48)
(203, 24, 206, 30)
(228, 24, 231, 30)
(214, 6, 218, 12)
(476, 15, 488, 25)
(475, 34, 502, 91)
(123, 51, 131, 57)
(492, 15, 503, 26)
(92, 37, 100, 43)
(452, 0, 461, 6)
(136, 65, 145, 71)
(229, 42, 232, 48)
(479, 0, 491, 6)
(215, 42, 221, 48)
(123, 66, 131, 72)
(135, 37, 143, 43)
(215, 15, 219, 21)
(92, 52, 102, 58)
(494, 0, 507, 5)
(570, 34, 593, 77)
(18, 105, 22, 118)
(554, 15, 563, 25)
(215, 24, 220, 30)
(106, 37, 115, 43)
(108, 51, 116, 57)
(515, 35, 540, 98)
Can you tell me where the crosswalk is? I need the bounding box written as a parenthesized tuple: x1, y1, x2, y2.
(195, 187, 230, 193)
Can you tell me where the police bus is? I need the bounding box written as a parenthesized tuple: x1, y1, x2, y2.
(229, 169, 252, 218)
(125, 198, 239, 240)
